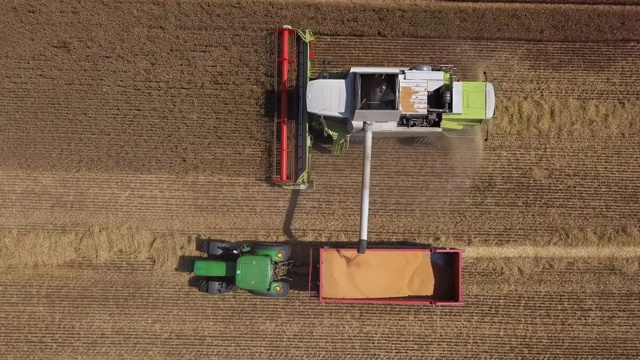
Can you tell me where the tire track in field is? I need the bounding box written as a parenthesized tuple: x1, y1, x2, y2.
(466, 246, 640, 258)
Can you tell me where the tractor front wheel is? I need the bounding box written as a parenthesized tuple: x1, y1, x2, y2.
(249, 282, 290, 298)
(249, 243, 292, 261)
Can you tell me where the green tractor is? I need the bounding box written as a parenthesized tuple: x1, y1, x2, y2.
(191, 240, 292, 297)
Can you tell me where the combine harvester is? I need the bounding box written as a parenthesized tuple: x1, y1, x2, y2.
(272, 25, 496, 254)
(190, 26, 495, 306)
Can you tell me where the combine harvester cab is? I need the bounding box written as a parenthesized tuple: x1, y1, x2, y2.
(310, 246, 465, 306)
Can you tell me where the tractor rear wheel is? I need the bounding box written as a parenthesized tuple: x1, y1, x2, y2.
(198, 280, 237, 295)
(200, 240, 238, 257)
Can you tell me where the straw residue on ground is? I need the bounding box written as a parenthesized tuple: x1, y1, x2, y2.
(0, 224, 198, 270)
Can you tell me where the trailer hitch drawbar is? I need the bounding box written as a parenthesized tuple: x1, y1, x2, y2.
(358, 122, 373, 254)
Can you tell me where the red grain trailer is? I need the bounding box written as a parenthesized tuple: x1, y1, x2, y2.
(309, 246, 464, 305)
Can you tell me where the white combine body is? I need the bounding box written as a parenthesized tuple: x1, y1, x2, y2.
(306, 65, 495, 140)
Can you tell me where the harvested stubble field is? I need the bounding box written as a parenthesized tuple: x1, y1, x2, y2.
(1, 0, 639, 358)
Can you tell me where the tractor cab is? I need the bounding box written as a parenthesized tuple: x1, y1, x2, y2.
(234, 255, 273, 291)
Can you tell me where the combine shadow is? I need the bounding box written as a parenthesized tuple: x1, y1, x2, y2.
(178, 239, 433, 292)
(263, 89, 277, 120)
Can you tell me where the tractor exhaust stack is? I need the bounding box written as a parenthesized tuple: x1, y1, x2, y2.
(358, 122, 373, 254)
